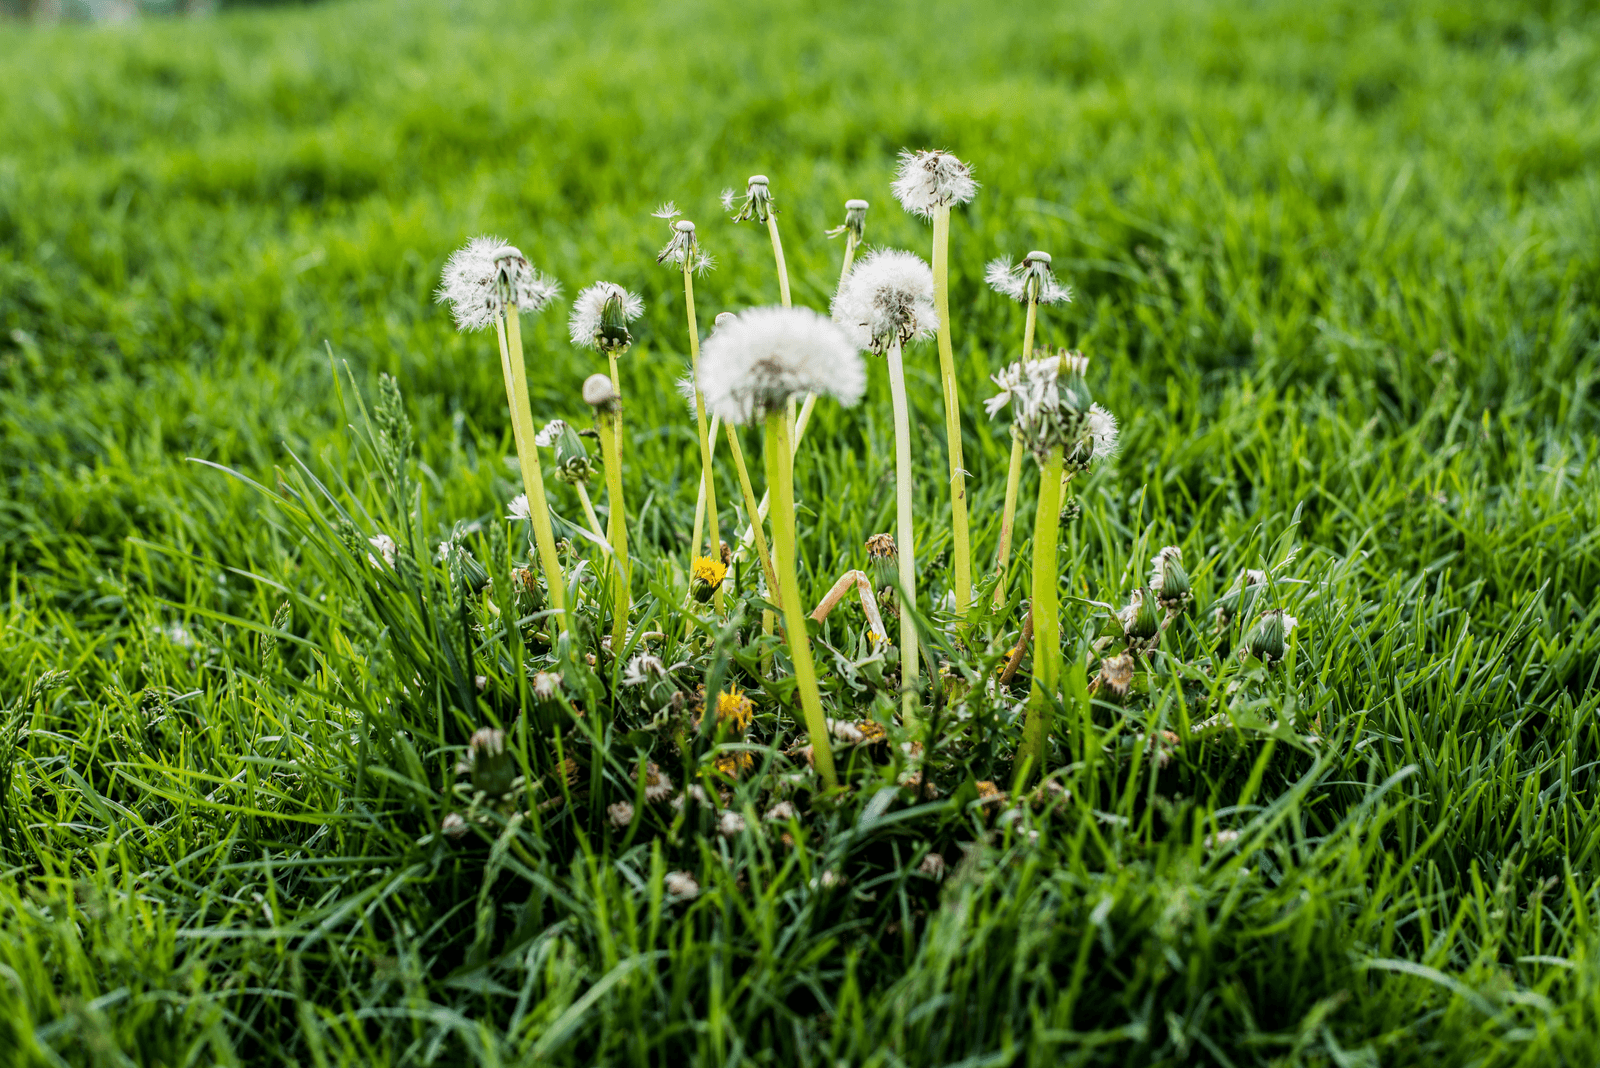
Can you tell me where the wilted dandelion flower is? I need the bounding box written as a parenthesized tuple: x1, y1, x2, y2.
(831, 249, 938, 355)
(985, 251, 1072, 306)
(891, 149, 978, 219)
(698, 307, 864, 424)
(569, 282, 644, 353)
(643, 762, 674, 803)
(532, 671, 562, 701)
(458, 727, 516, 797)
(723, 174, 775, 223)
(436, 236, 561, 332)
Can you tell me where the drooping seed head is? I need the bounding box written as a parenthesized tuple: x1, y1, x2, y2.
(831, 248, 938, 355)
(891, 149, 978, 219)
(569, 281, 644, 353)
(986, 251, 1072, 306)
(656, 212, 714, 274)
(698, 306, 864, 425)
(723, 174, 776, 223)
(436, 236, 560, 332)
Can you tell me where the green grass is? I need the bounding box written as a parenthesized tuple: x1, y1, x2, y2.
(4, 0, 1600, 1062)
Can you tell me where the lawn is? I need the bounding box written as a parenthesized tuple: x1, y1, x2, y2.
(3, 0, 1600, 1063)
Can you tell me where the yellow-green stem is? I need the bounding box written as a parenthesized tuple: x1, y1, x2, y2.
(607, 349, 626, 465)
(931, 204, 972, 614)
(765, 410, 837, 789)
(724, 422, 779, 604)
(886, 339, 921, 726)
(692, 414, 721, 566)
(993, 296, 1038, 606)
(765, 212, 791, 307)
(574, 482, 611, 556)
(1018, 445, 1065, 775)
(501, 309, 567, 632)
(837, 231, 859, 292)
(596, 408, 630, 656)
(684, 265, 723, 612)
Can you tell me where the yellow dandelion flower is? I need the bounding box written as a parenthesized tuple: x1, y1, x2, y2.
(713, 751, 754, 778)
(715, 687, 755, 732)
(691, 556, 728, 603)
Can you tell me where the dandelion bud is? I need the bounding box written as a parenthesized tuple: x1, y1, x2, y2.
(1120, 588, 1161, 644)
(1149, 547, 1192, 611)
(691, 556, 728, 603)
(570, 282, 644, 354)
(464, 727, 516, 797)
(536, 419, 595, 485)
(1242, 609, 1295, 665)
(1059, 498, 1081, 526)
(827, 198, 870, 242)
(583, 372, 619, 412)
(510, 566, 545, 614)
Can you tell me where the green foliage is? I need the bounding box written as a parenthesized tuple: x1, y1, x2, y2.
(4, 0, 1600, 1063)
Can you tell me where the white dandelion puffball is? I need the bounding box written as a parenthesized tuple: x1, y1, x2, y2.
(664, 871, 699, 899)
(891, 149, 978, 219)
(831, 249, 938, 355)
(699, 306, 864, 425)
(569, 281, 644, 351)
(436, 236, 561, 332)
(985, 253, 1072, 306)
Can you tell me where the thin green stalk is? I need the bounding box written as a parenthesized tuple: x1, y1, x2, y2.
(931, 204, 972, 614)
(837, 229, 860, 292)
(608, 349, 626, 464)
(500, 309, 567, 633)
(886, 338, 921, 726)
(574, 482, 611, 558)
(765, 409, 837, 789)
(993, 296, 1038, 606)
(766, 212, 791, 307)
(692, 413, 721, 563)
(596, 406, 630, 656)
(724, 421, 779, 603)
(1018, 444, 1065, 775)
(683, 265, 724, 612)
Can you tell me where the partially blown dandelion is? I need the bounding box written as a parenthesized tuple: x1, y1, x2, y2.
(700, 306, 864, 789)
(894, 149, 979, 611)
(437, 237, 567, 632)
(833, 250, 937, 723)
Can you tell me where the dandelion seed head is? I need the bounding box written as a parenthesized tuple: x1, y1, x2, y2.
(985, 252, 1071, 306)
(656, 215, 713, 274)
(726, 174, 775, 223)
(436, 236, 560, 332)
(622, 653, 667, 687)
(699, 306, 864, 424)
(643, 762, 674, 803)
(569, 282, 644, 352)
(664, 870, 699, 899)
(718, 810, 747, 837)
(765, 800, 796, 822)
(891, 149, 978, 219)
(583, 372, 619, 410)
(608, 801, 634, 829)
(832, 249, 938, 355)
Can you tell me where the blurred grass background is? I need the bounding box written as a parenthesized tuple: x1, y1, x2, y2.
(4, 0, 1600, 1063)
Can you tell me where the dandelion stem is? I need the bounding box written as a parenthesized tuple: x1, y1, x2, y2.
(993, 296, 1037, 606)
(683, 264, 723, 612)
(931, 204, 972, 615)
(886, 337, 921, 726)
(1018, 444, 1065, 776)
(837, 229, 860, 293)
(724, 421, 780, 605)
(765, 409, 837, 790)
(574, 482, 611, 556)
(596, 405, 630, 656)
(499, 309, 567, 633)
(691, 414, 721, 565)
(765, 212, 792, 308)
(607, 349, 626, 465)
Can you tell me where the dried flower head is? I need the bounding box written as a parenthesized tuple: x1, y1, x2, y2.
(437, 236, 560, 331)
(622, 653, 667, 687)
(985, 351, 1106, 463)
(865, 533, 897, 560)
(723, 174, 775, 223)
(986, 251, 1071, 306)
(826, 198, 870, 241)
(655, 210, 714, 275)
(440, 812, 469, 840)
(918, 852, 946, 877)
(832, 249, 939, 355)
(1119, 587, 1162, 644)
(891, 149, 978, 219)
(643, 762, 674, 803)
(765, 800, 796, 822)
(664, 870, 699, 899)
(718, 810, 748, 837)
(607, 800, 635, 829)
(1097, 652, 1136, 696)
(699, 306, 864, 424)
(691, 556, 728, 603)
(569, 282, 644, 353)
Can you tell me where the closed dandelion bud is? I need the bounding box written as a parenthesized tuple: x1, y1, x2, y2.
(865, 533, 898, 591)
(510, 566, 545, 614)
(535, 419, 595, 486)
(1059, 498, 1081, 527)
(1149, 546, 1192, 611)
(582, 372, 619, 412)
(827, 199, 869, 242)
(465, 727, 516, 797)
(691, 556, 728, 603)
(1242, 609, 1295, 664)
(1121, 587, 1161, 643)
